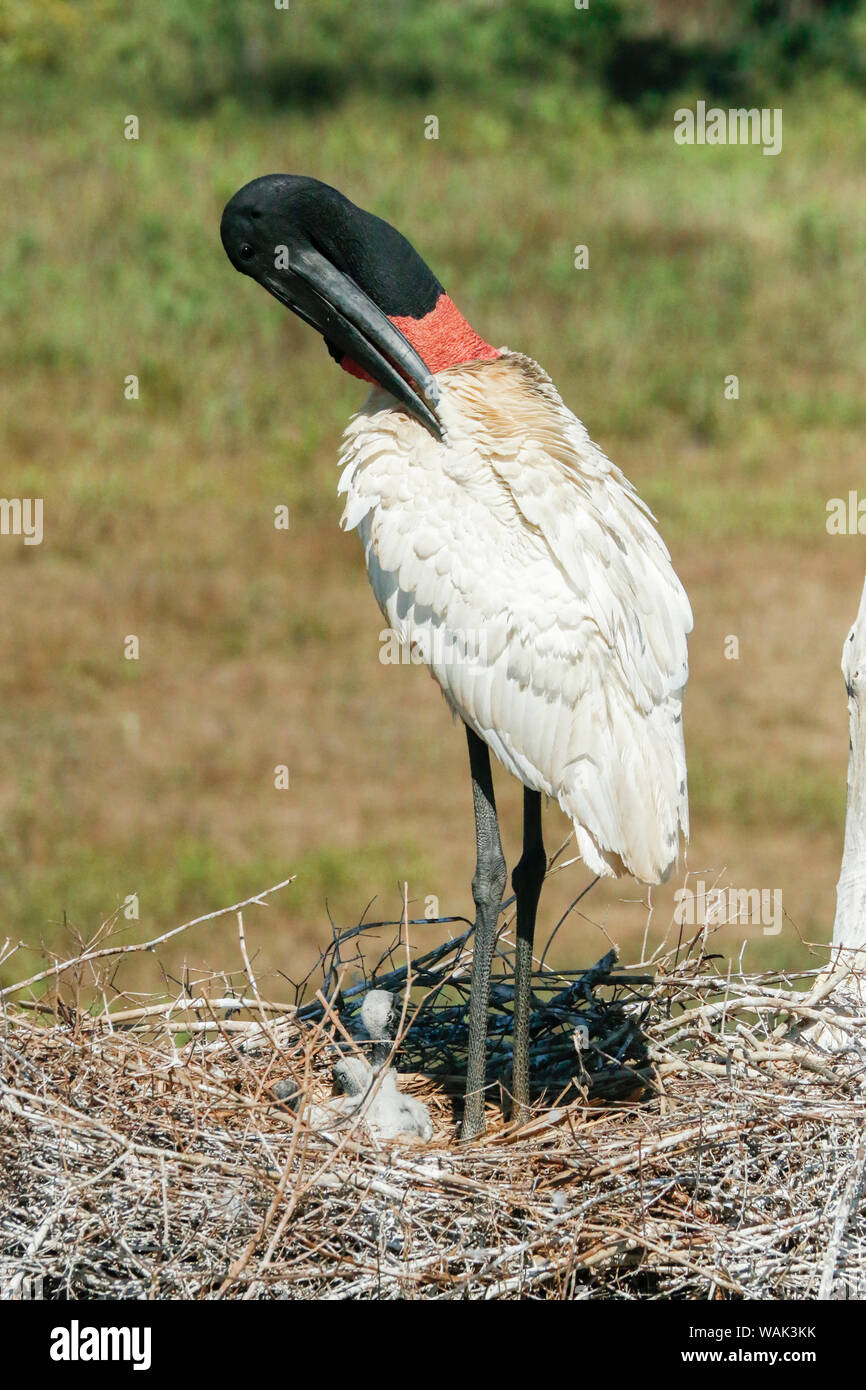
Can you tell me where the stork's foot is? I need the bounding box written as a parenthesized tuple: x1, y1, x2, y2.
(459, 1103, 487, 1144)
(510, 1099, 531, 1130)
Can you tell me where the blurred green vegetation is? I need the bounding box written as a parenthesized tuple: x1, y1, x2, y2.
(1, 0, 863, 984)
(3, 0, 866, 113)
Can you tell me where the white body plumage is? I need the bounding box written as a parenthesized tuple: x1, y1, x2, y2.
(337, 351, 692, 885)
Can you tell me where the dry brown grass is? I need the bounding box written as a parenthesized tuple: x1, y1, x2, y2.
(2, 525, 855, 990)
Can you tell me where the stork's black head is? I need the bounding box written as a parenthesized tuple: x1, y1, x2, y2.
(220, 174, 447, 437)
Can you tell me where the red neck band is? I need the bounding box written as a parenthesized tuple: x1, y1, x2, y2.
(340, 292, 499, 384)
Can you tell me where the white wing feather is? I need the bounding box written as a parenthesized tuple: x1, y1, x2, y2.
(337, 351, 692, 884)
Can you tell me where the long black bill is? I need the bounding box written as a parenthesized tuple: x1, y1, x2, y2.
(263, 246, 443, 440)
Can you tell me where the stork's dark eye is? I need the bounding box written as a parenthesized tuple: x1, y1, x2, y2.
(239, 243, 255, 261)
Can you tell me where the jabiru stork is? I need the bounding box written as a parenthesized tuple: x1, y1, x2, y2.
(220, 175, 692, 1140)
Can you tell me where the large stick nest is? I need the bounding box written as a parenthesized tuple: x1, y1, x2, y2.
(1, 879, 865, 1300)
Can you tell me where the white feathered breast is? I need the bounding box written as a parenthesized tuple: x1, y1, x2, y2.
(337, 351, 692, 885)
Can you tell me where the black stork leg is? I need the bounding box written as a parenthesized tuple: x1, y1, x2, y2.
(461, 725, 507, 1142)
(510, 788, 546, 1126)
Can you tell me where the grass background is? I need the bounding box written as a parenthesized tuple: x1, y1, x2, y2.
(1, 1, 865, 994)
